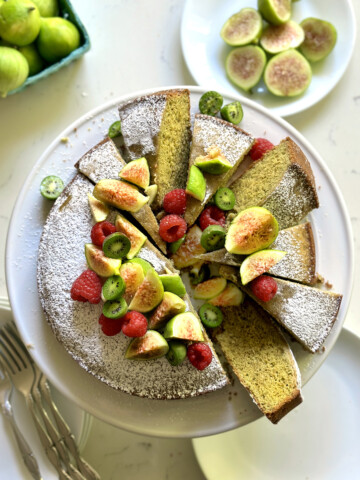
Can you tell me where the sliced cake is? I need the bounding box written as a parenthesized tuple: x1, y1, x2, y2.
(229, 137, 320, 230)
(75, 137, 167, 254)
(212, 300, 302, 423)
(196, 222, 317, 285)
(219, 266, 342, 353)
(118, 89, 191, 210)
(184, 114, 254, 226)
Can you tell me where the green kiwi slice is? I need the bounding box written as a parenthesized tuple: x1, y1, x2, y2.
(40, 175, 64, 200)
(199, 303, 223, 328)
(102, 233, 131, 259)
(214, 187, 236, 210)
(102, 275, 126, 301)
(103, 298, 128, 319)
(189, 263, 210, 286)
(199, 91, 223, 116)
(220, 101, 243, 125)
(166, 340, 187, 366)
(200, 225, 226, 252)
(108, 120, 122, 138)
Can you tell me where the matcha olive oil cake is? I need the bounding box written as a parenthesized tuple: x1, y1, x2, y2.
(118, 89, 191, 210)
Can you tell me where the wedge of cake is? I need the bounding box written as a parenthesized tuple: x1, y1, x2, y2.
(75, 137, 167, 254)
(211, 300, 302, 423)
(219, 266, 342, 353)
(184, 114, 254, 226)
(229, 137, 320, 230)
(196, 222, 317, 285)
(118, 89, 191, 210)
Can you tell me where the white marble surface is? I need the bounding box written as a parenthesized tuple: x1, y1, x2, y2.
(0, 0, 359, 478)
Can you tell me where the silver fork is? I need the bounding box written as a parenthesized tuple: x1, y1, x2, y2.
(0, 362, 43, 480)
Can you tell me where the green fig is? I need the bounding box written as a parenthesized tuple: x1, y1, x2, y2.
(125, 331, 169, 360)
(163, 312, 204, 342)
(18, 43, 44, 75)
(0, 0, 41, 46)
(0, 46, 28, 96)
(31, 0, 58, 17)
(36, 16, 80, 64)
(240, 248, 286, 285)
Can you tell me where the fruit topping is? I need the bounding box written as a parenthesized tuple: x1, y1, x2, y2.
(186, 165, 206, 202)
(250, 275, 278, 302)
(119, 262, 144, 304)
(121, 311, 148, 338)
(101, 275, 126, 302)
(148, 292, 186, 330)
(102, 232, 131, 259)
(214, 187, 236, 211)
(194, 277, 227, 300)
(258, 0, 291, 26)
(70, 269, 102, 304)
(168, 235, 186, 254)
(85, 244, 122, 277)
(99, 314, 123, 337)
(90, 221, 117, 247)
(220, 101, 243, 125)
(209, 282, 244, 307)
(102, 297, 128, 319)
(159, 214, 187, 243)
(40, 175, 64, 200)
(159, 274, 186, 297)
(171, 225, 206, 269)
(87, 193, 110, 223)
(240, 249, 286, 285)
(200, 225, 226, 252)
(199, 91, 223, 116)
(194, 146, 232, 175)
(189, 262, 210, 286)
(93, 178, 149, 213)
(260, 20, 304, 54)
(166, 341, 187, 366)
(115, 213, 146, 259)
(163, 188, 187, 215)
(198, 303, 223, 328)
(163, 312, 204, 342)
(221, 7, 262, 46)
(199, 205, 226, 231)
(125, 331, 169, 360)
(108, 120, 122, 139)
(299, 17, 337, 63)
(249, 138, 274, 161)
(226, 45, 266, 92)
(128, 268, 164, 313)
(187, 343, 212, 371)
(119, 157, 150, 189)
(127, 257, 152, 274)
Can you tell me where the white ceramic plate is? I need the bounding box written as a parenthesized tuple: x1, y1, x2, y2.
(193, 327, 360, 479)
(0, 303, 92, 479)
(181, 0, 356, 117)
(6, 86, 353, 438)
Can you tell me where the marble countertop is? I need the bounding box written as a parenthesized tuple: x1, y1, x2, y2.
(0, 0, 359, 478)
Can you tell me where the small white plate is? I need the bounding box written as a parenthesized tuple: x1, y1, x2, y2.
(192, 327, 360, 480)
(181, 0, 356, 117)
(0, 303, 92, 479)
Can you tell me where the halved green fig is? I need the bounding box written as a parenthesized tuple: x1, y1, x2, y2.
(264, 49, 312, 97)
(194, 148, 232, 175)
(128, 268, 164, 312)
(87, 193, 109, 222)
(159, 274, 186, 297)
(240, 248, 286, 285)
(125, 331, 169, 360)
(93, 179, 149, 213)
(209, 282, 244, 307)
(186, 165, 206, 201)
(226, 45, 266, 92)
(193, 277, 227, 300)
(299, 17, 337, 62)
(221, 7, 263, 46)
(85, 244, 121, 277)
(163, 312, 204, 342)
(119, 262, 144, 304)
(258, 0, 291, 25)
(225, 207, 279, 255)
(119, 157, 150, 189)
(127, 257, 153, 274)
(171, 225, 206, 269)
(148, 292, 186, 330)
(115, 213, 146, 259)
(260, 20, 304, 54)
(144, 184, 158, 205)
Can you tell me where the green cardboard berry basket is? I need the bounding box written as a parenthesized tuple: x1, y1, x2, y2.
(8, 0, 90, 96)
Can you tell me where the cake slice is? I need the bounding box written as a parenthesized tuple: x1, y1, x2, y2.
(219, 266, 342, 353)
(75, 137, 166, 254)
(184, 114, 254, 226)
(196, 222, 317, 285)
(229, 137, 319, 230)
(211, 300, 302, 424)
(118, 89, 191, 210)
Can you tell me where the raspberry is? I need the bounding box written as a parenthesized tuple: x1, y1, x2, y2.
(199, 205, 226, 231)
(163, 189, 187, 215)
(91, 221, 116, 247)
(159, 214, 187, 243)
(249, 138, 274, 161)
(187, 343, 212, 370)
(99, 314, 123, 336)
(121, 311, 148, 337)
(250, 275, 278, 302)
(70, 269, 102, 304)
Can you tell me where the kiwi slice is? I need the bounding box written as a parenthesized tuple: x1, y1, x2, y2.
(264, 49, 312, 97)
(102, 275, 126, 301)
(166, 340, 187, 366)
(226, 45, 266, 92)
(299, 18, 337, 63)
(220, 101, 243, 125)
(189, 263, 210, 286)
(103, 297, 128, 319)
(102, 233, 131, 259)
(201, 225, 226, 252)
(214, 187, 235, 211)
(258, 0, 291, 26)
(199, 303, 223, 328)
(199, 91, 223, 116)
(108, 120, 122, 138)
(260, 20, 305, 54)
(40, 175, 64, 200)
(221, 7, 262, 46)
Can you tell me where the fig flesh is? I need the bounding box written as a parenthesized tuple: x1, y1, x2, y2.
(240, 249, 286, 285)
(258, 0, 291, 26)
(193, 277, 227, 300)
(260, 20, 304, 54)
(128, 268, 164, 312)
(221, 7, 262, 46)
(163, 312, 204, 342)
(299, 17, 337, 62)
(125, 331, 169, 360)
(209, 282, 244, 307)
(115, 213, 146, 259)
(148, 292, 186, 330)
(119, 157, 150, 189)
(93, 179, 149, 213)
(226, 45, 266, 92)
(85, 244, 121, 277)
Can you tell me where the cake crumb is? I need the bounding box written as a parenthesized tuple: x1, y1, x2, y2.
(60, 137, 69, 144)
